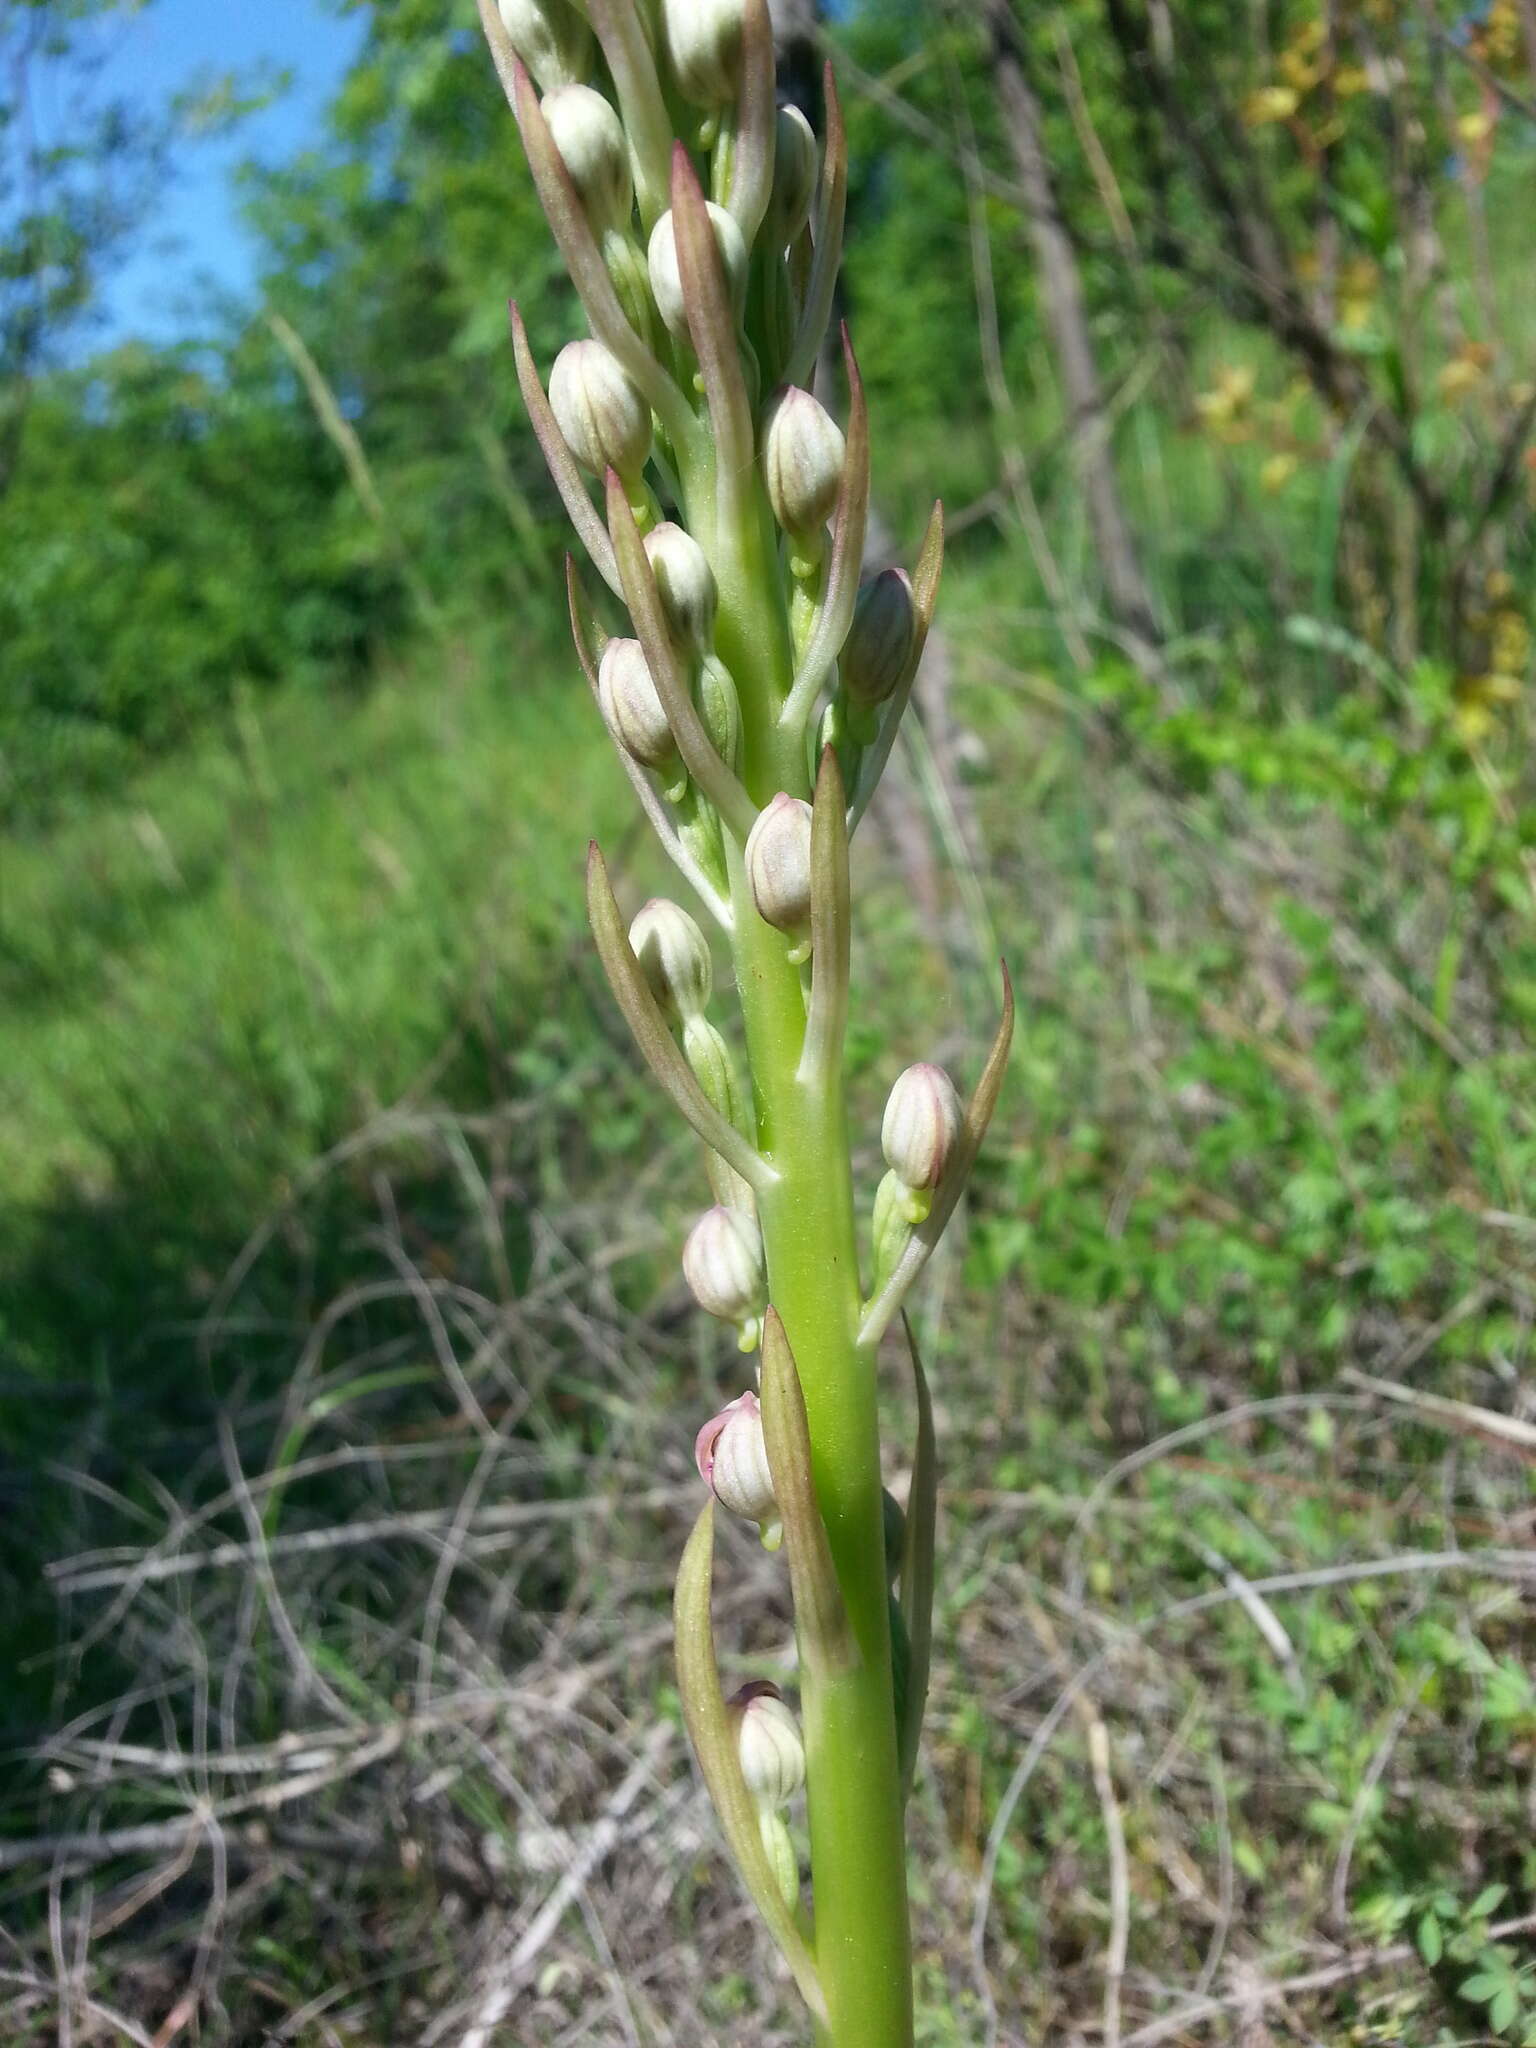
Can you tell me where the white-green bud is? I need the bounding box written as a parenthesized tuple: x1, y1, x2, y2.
(597, 636, 677, 772)
(682, 1205, 765, 1336)
(763, 387, 845, 539)
(542, 84, 632, 235)
(768, 105, 818, 240)
(659, 0, 744, 107)
(744, 792, 814, 935)
(549, 339, 651, 480)
(496, 0, 593, 92)
(643, 521, 717, 654)
(647, 202, 748, 342)
(843, 568, 917, 711)
(629, 898, 711, 1021)
(728, 1682, 806, 1809)
(694, 1390, 778, 1531)
(882, 1062, 964, 1192)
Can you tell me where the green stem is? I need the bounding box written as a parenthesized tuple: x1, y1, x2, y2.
(734, 899, 913, 2048)
(688, 443, 914, 2048)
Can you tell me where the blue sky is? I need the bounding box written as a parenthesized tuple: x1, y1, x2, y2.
(84, 0, 367, 343)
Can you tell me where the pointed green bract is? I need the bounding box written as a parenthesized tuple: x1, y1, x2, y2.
(759, 1309, 855, 1680)
(673, 1504, 828, 2023)
(586, 844, 770, 1185)
(513, 306, 623, 596)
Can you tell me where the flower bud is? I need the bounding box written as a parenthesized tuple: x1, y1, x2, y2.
(647, 203, 748, 343)
(542, 84, 632, 235)
(643, 521, 717, 655)
(694, 1389, 779, 1534)
(549, 340, 651, 480)
(768, 105, 818, 240)
(842, 568, 917, 711)
(497, 0, 594, 90)
(744, 793, 814, 936)
(682, 1205, 765, 1339)
(629, 898, 711, 1021)
(659, 0, 744, 107)
(727, 1682, 806, 1809)
(881, 1062, 964, 1192)
(763, 387, 845, 539)
(597, 637, 677, 772)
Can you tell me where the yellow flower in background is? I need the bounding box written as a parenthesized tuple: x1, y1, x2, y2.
(1338, 258, 1379, 334)
(1480, 0, 1520, 65)
(1278, 47, 1320, 92)
(1436, 341, 1494, 402)
(1244, 84, 1300, 125)
(1261, 452, 1298, 493)
(1333, 64, 1370, 97)
(1490, 608, 1530, 679)
(1457, 109, 1494, 147)
(1195, 363, 1258, 441)
(1454, 574, 1530, 738)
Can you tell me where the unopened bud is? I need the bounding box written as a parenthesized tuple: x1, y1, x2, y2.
(768, 105, 818, 240)
(882, 1062, 964, 1192)
(683, 1206, 765, 1345)
(659, 0, 744, 107)
(542, 84, 632, 234)
(744, 793, 814, 937)
(728, 1682, 806, 1809)
(647, 203, 748, 342)
(643, 521, 717, 654)
(763, 387, 845, 539)
(629, 898, 711, 1021)
(549, 340, 651, 480)
(843, 568, 917, 711)
(497, 0, 594, 90)
(597, 637, 677, 773)
(695, 1390, 779, 1537)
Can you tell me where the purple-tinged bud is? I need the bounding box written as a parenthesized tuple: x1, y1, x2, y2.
(727, 1682, 806, 1809)
(549, 340, 651, 480)
(744, 793, 814, 936)
(647, 203, 748, 342)
(694, 1389, 779, 1534)
(597, 637, 677, 772)
(683, 1206, 765, 1341)
(659, 0, 744, 108)
(629, 898, 711, 1021)
(881, 1062, 964, 1193)
(496, 0, 594, 91)
(768, 105, 818, 241)
(842, 569, 917, 711)
(643, 521, 717, 654)
(763, 387, 845, 539)
(542, 84, 633, 235)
